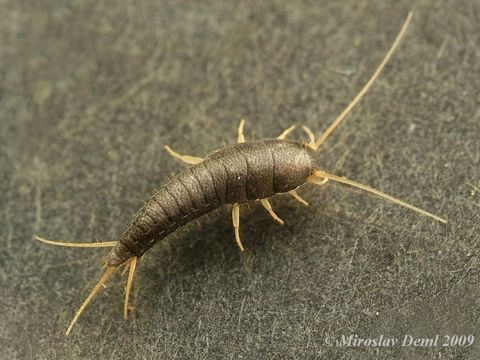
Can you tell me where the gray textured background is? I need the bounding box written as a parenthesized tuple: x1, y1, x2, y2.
(1, 0, 479, 359)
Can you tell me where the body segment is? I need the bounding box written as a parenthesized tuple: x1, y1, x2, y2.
(106, 139, 317, 266)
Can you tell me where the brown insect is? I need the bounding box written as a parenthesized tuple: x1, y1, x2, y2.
(36, 12, 446, 335)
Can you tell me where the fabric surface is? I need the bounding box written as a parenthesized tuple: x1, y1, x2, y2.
(1, 0, 479, 358)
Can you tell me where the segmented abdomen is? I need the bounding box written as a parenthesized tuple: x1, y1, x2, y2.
(105, 139, 316, 266)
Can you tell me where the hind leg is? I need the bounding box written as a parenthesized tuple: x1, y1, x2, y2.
(164, 145, 203, 165)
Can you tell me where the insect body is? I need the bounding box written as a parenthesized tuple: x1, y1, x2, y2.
(107, 139, 316, 267)
(36, 12, 446, 335)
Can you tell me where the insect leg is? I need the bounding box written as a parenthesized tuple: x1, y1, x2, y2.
(260, 199, 284, 224)
(289, 190, 309, 206)
(124, 256, 138, 319)
(164, 145, 203, 165)
(309, 170, 446, 223)
(35, 235, 117, 247)
(277, 125, 296, 140)
(232, 204, 245, 251)
(238, 119, 246, 143)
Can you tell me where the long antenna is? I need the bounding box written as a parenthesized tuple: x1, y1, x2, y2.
(312, 11, 413, 151)
(311, 170, 446, 223)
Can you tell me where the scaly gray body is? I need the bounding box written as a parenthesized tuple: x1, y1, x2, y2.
(105, 139, 317, 266)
